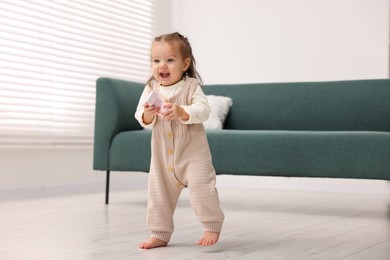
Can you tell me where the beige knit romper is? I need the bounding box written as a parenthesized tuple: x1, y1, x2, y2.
(147, 77, 224, 243)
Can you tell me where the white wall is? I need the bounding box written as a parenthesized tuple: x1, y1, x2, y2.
(171, 0, 389, 84)
(0, 148, 149, 200)
(153, 0, 172, 36)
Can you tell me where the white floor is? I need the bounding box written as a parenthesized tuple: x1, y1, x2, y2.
(1, 179, 389, 260)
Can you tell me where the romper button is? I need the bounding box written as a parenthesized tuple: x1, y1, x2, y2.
(176, 183, 183, 189)
(168, 149, 174, 155)
(168, 167, 174, 173)
(167, 131, 173, 138)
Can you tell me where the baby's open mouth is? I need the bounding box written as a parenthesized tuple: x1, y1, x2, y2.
(160, 72, 170, 78)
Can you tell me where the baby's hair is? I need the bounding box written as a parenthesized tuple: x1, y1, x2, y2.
(146, 32, 202, 86)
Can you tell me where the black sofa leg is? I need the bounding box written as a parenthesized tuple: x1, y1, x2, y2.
(105, 170, 110, 205)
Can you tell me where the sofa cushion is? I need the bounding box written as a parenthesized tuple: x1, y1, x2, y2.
(204, 79, 390, 132)
(108, 129, 390, 180)
(206, 130, 390, 180)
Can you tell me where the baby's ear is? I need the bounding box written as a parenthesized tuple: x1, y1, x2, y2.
(182, 58, 191, 71)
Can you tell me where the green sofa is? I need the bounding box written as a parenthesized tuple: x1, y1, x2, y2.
(93, 77, 390, 204)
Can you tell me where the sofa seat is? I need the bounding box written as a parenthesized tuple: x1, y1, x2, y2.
(108, 129, 390, 180)
(207, 130, 390, 179)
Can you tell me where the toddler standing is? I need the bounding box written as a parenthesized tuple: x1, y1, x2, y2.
(135, 32, 224, 249)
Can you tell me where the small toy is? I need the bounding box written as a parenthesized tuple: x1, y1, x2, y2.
(146, 91, 168, 112)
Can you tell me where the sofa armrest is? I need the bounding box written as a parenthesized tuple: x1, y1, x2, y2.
(93, 77, 144, 170)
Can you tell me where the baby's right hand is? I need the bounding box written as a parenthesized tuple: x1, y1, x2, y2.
(144, 102, 160, 116)
(142, 102, 160, 125)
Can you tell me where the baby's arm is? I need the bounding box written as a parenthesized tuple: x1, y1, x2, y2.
(134, 87, 158, 128)
(162, 85, 209, 124)
(142, 103, 160, 124)
(181, 85, 210, 124)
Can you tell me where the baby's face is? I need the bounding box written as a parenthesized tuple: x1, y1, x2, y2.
(151, 41, 190, 86)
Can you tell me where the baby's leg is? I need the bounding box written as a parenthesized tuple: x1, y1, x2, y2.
(142, 167, 181, 249)
(186, 164, 224, 246)
(139, 237, 168, 249)
(197, 231, 220, 246)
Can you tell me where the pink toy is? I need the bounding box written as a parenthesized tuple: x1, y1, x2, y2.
(146, 91, 168, 112)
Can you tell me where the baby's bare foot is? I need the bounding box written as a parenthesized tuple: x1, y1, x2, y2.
(139, 237, 168, 249)
(197, 231, 220, 246)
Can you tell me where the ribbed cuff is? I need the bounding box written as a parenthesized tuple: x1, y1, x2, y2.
(151, 231, 172, 242)
(202, 222, 223, 233)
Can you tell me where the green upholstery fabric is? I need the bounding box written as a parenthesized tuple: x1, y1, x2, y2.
(109, 130, 151, 171)
(93, 78, 144, 170)
(93, 77, 390, 180)
(207, 130, 390, 180)
(204, 79, 390, 131)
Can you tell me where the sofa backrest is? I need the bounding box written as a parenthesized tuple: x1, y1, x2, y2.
(203, 79, 390, 131)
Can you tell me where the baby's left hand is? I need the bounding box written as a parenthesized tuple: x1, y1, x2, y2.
(162, 103, 189, 121)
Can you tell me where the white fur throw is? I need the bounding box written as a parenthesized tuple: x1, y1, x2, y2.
(203, 95, 233, 130)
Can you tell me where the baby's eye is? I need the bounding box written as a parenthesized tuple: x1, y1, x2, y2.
(167, 58, 175, 63)
(153, 59, 160, 63)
